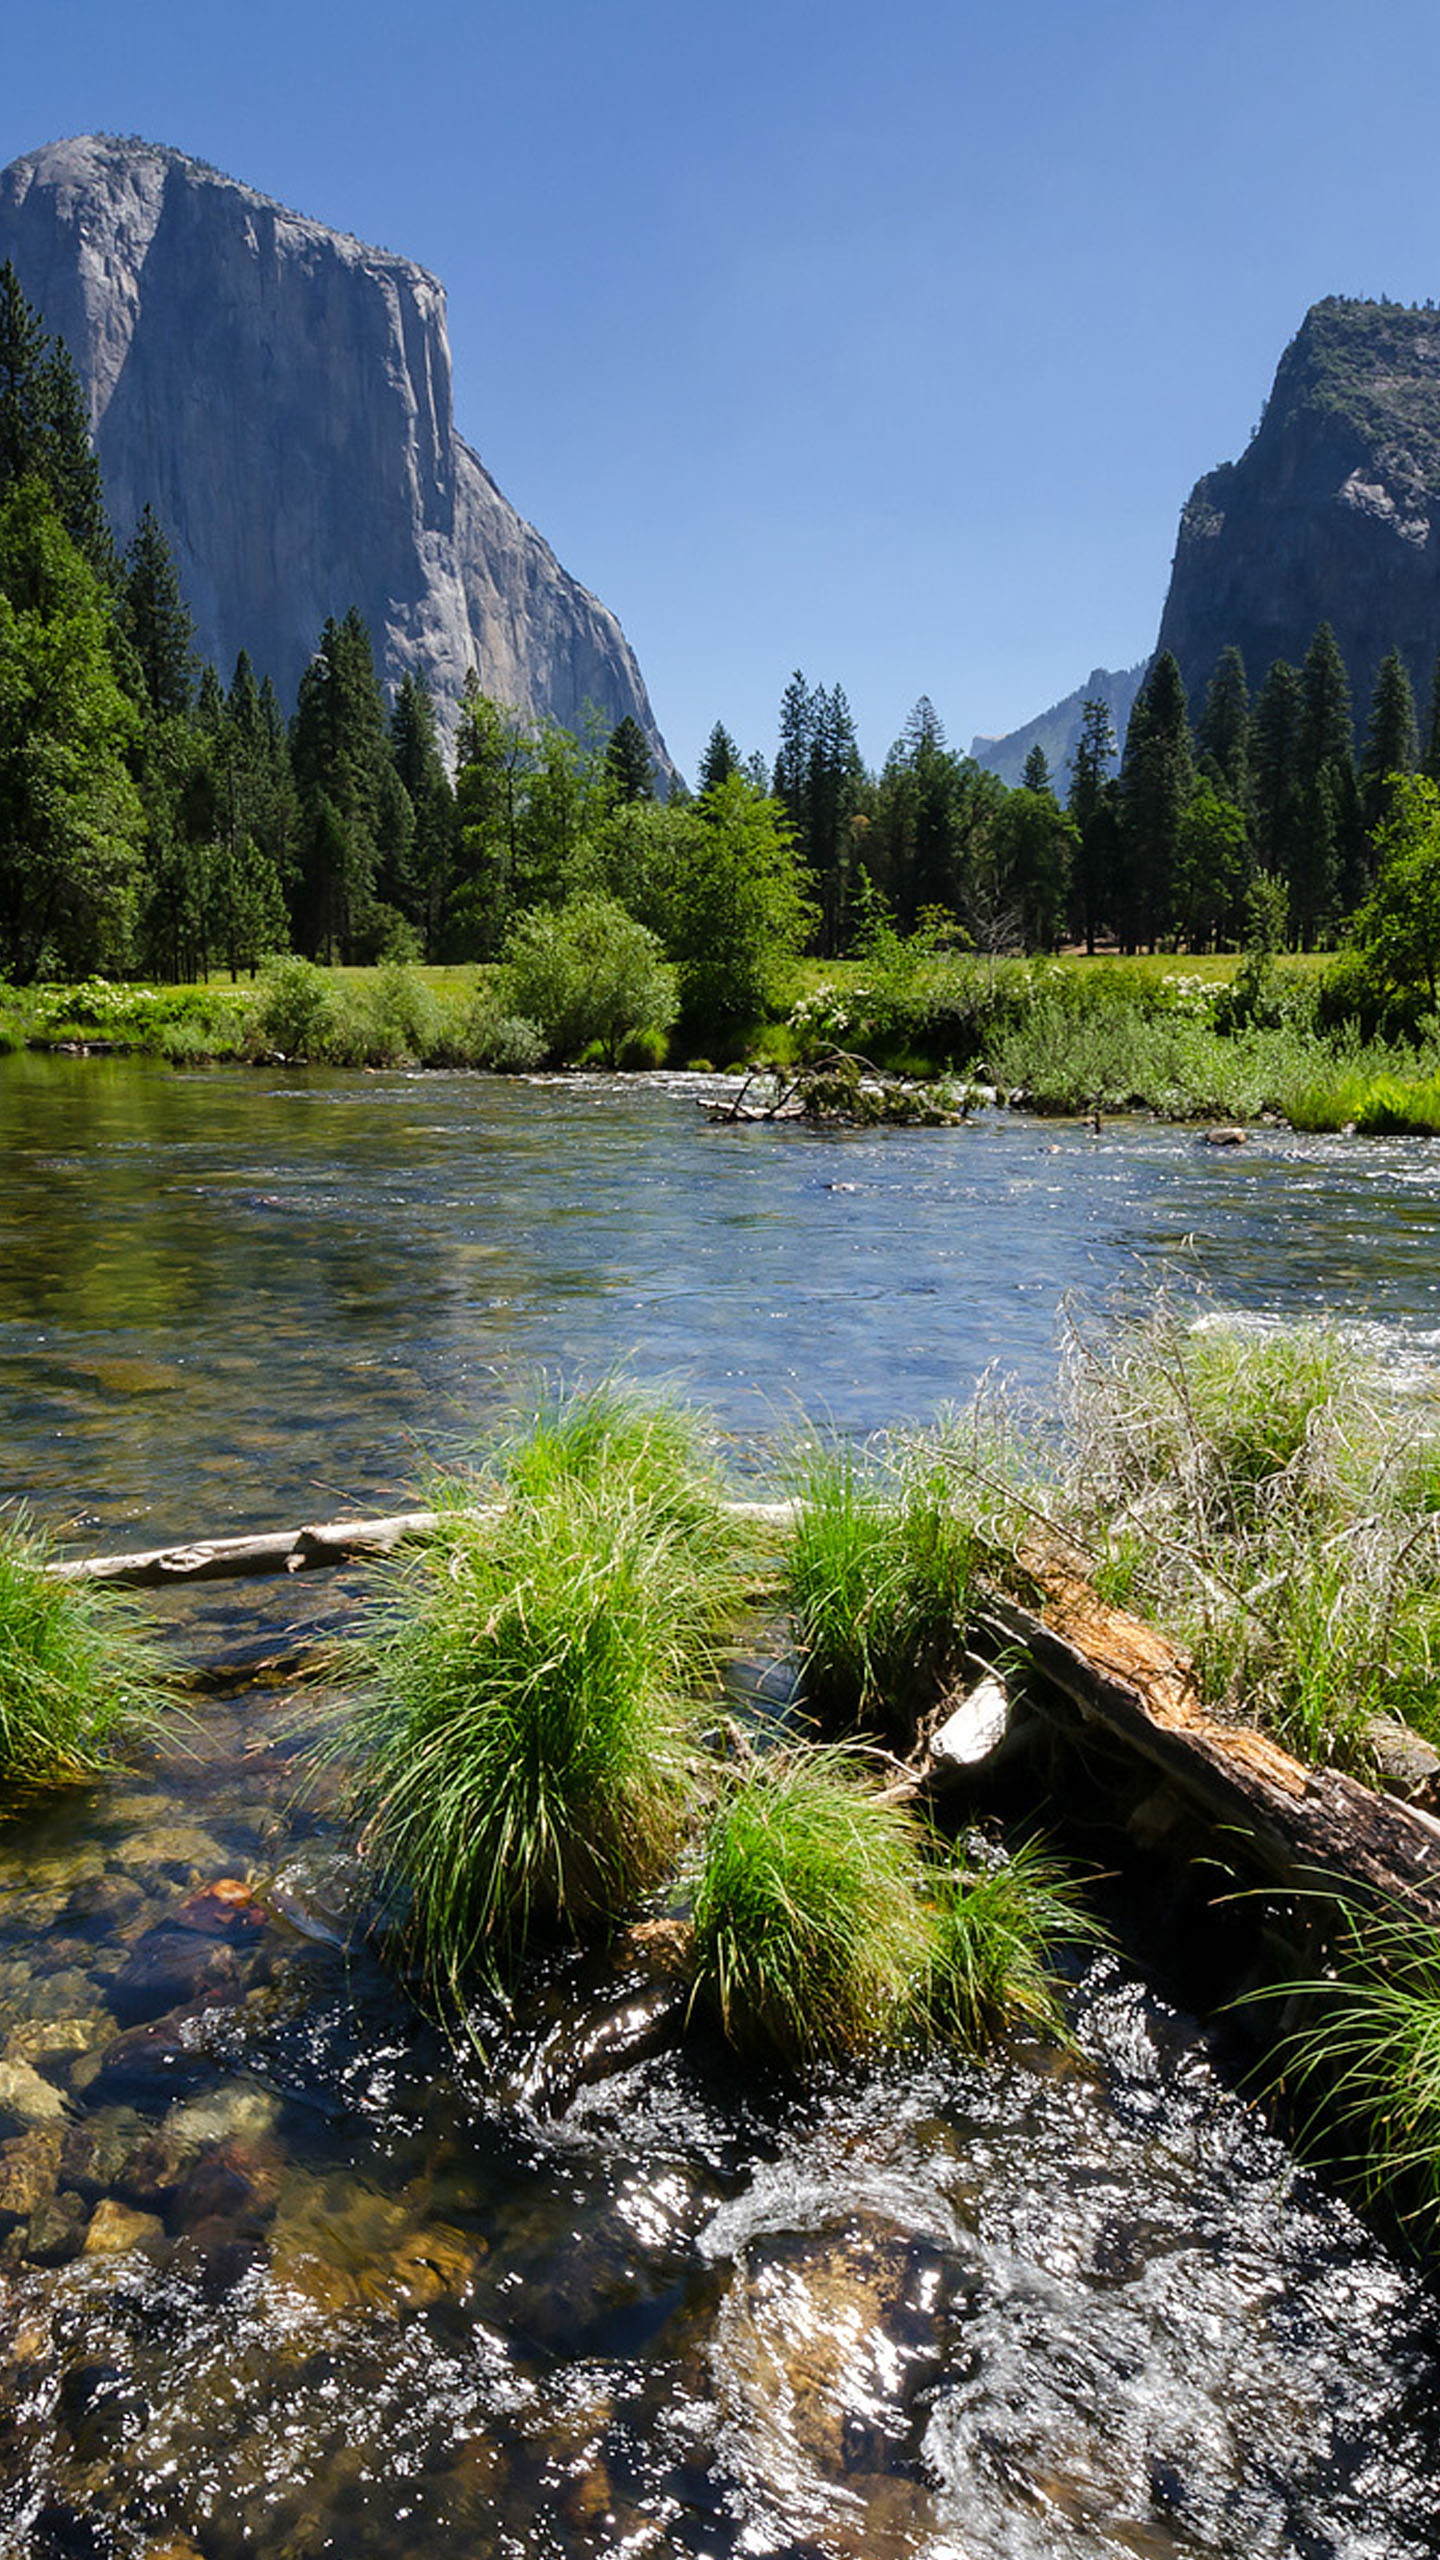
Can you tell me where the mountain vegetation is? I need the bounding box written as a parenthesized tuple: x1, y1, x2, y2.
(7, 263, 1440, 1101)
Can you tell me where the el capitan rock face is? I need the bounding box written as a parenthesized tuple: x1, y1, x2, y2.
(0, 134, 667, 757)
(1156, 297, 1440, 718)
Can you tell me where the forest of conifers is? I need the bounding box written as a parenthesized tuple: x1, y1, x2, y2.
(1, 255, 1435, 1010)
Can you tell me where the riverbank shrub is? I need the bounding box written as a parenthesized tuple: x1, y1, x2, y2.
(785, 1438, 978, 1728)
(0, 1518, 167, 1785)
(501, 894, 678, 1066)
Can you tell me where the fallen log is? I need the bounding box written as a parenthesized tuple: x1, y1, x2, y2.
(50, 1498, 799, 1590)
(975, 1565, 1440, 1925)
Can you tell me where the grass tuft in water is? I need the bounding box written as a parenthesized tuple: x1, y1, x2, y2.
(785, 1438, 977, 1729)
(1260, 1899, 1440, 2235)
(350, 1481, 711, 1994)
(0, 1516, 168, 1786)
(687, 1747, 935, 2061)
(347, 1386, 752, 1998)
(483, 1374, 738, 1561)
(921, 1832, 1100, 2048)
(688, 1747, 1096, 2065)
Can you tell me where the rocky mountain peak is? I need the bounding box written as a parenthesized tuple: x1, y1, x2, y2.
(0, 134, 667, 762)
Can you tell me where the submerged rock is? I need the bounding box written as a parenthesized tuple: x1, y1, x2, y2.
(0, 2126, 63, 2224)
(25, 2188, 89, 2266)
(0, 2057, 70, 2133)
(83, 2196, 165, 2254)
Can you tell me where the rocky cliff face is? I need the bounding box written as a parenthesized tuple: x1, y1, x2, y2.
(0, 135, 667, 760)
(970, 662, 1146, 788)
(1156, 298, 1440, 719)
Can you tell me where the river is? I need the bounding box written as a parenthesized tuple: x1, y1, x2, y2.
(1, 1057, 1439, 2558)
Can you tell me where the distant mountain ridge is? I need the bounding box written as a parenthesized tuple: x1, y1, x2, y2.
(1156, 297, 1440, 719)
(0, 134, 668, 760)
(970, 662, 1146, 788)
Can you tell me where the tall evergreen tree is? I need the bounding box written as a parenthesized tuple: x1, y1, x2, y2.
(0, 265, 111, 580)
(1021, 743, 1052, 795)
(697, 721, 740, 796)
(1423, 645, 1440, 784)
(389, 670, 455, 955)
(0, 262, 49, 494)
(121, 505, 197, 718)
(1118, 652, 1193, 946)
(603, 713, 655, 804)
(1197, 645, 1251, 809)
(450, 681, 533, 956)
(290, 608, 411, 960)
(1251, 657, 1304, 899)
(0, 480, 144, 980)
(1294, 622, 1359, 938)
(1360, 647, 1419, 840)
(772, 669, 815, 842)
(37, 343, 110, 580)
(1066, 696, 1119, 953)
(805, 682, 866, 951)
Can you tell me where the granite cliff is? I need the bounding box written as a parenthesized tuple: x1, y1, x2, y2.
(970, 662, 1146, 789)
(0, 135, 667, 759)
(1157, 298, 1440, 719)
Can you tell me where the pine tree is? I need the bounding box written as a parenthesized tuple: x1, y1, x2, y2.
(1299, 622, 1355, 782)
(1197, 646, 1252, 809)
(389, 671, 455, 955)
(603, 714, 655, 804)
(0, 267, 112, 579)
(0, 480, 144, 980)
(1021, 743, 1051, 795)
(1360, 648, 1419, 839)
(0, 262, 49, 494)
(1118, 652, 1193, 946)
(450, 681, 532, 956)
(1066, 697, 1119, 953)
(290, 609, 410, 960)
(805, 682, 866, 951)
(1295, 622, 1360, 931)
(697, 722, 740, 795)
(1423, 646, 1440, 783)
(1251, 658, 1303, 892)
(772, 670, 815, 843)
(121, 505, 197, 717)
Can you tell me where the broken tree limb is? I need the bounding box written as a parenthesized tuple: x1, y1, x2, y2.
(49, 1498, 800, 1590)
(974, 1566, 1440, 1924)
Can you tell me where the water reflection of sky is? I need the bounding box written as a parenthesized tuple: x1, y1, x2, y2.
(5, 1058, 1440, 1539)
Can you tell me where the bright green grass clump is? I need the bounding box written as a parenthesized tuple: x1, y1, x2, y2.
(687, 1748, 938, 2062)
(349, 1385, 751, 1995)
(786, 1439, 976, 1727)
(921, 1835, 1099, 2048)
(688, 1746, 1095, 2065)
(352, 1482, 710, 1992)
(487, 1374, 735, 1558)
(1263, 1901, 1440, 2235)
(0, 1519, 166, 1786)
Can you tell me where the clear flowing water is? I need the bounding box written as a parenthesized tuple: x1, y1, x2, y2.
(3, 1056, 1440, 2560)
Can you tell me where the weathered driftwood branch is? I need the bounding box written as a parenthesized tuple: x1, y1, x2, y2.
(50, 1499, 799, 1590)
(975, 1566, 1440, 1923)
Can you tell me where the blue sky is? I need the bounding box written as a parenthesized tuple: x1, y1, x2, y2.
(5, 0, 1440, 781)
